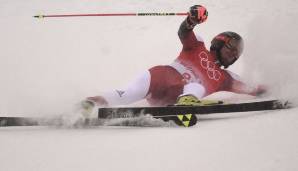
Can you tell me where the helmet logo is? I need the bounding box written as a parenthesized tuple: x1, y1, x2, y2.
(199, 52, 221, 81)
(215, 35, 227, 42)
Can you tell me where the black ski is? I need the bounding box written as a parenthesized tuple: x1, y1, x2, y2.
(0, 100, 290, 127)
(98, 100, 289, 127)
(0, 116, 103, 127)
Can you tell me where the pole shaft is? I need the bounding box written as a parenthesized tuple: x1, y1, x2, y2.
(34, 12, 188, 18)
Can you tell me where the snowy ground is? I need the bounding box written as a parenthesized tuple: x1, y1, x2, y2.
(1, 0, 298, 170)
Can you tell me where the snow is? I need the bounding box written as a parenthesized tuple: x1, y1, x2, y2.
(1, 0, 298, 171)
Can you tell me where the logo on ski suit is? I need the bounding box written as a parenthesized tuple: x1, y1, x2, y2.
(116, 90, 125, 97)
(199, 52, 221, 81)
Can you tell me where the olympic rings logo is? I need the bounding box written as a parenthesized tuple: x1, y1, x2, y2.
(199, 52, 221, 81)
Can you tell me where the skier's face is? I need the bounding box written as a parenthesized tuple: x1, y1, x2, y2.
(219, 39, 241, 66)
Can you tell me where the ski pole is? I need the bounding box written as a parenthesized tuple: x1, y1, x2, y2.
(33, 12, 188, 18)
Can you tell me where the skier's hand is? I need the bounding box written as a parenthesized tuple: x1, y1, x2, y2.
(248, 85, 268, 97)
(252, 85, 268, 97)
(188, 5, 208, 25)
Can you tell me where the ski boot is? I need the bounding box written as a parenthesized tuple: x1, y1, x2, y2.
(176, 95, 224, 106)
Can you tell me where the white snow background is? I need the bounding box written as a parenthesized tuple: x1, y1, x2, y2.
(0, 0, 298, 171)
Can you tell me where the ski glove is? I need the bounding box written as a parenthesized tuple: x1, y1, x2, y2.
(252, 85, 268, 97)
(188, 5, 208, 24)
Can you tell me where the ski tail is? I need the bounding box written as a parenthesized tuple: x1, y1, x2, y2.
(0, 117, 39, 127)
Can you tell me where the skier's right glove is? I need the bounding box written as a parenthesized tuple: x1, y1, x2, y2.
(186, 5, 208, 28)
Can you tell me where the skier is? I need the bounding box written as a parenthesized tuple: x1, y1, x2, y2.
(82, 5, 266, 113)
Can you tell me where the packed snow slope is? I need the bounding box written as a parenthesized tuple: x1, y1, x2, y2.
(0, 0, 298, 171)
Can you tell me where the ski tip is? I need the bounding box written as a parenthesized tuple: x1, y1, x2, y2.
(274, 100, 292, 109)
(283, 100, 293, 109)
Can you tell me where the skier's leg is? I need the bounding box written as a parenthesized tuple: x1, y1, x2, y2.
(181, 82, 206, 99)
(146, 65, 185, 106)
(87, 70, 151, 106)
(81, 71, 151, 118)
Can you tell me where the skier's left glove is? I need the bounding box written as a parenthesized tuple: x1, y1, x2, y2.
(252, 85, 268, 97)
(186, 5, 208, 28)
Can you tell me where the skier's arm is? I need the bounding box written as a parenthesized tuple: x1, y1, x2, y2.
(230, 79, 267, 96)
(178, 5, 208, 50)
(225, 71, 267, 96)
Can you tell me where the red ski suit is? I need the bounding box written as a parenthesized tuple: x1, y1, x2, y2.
(146, 22, 237, 106)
